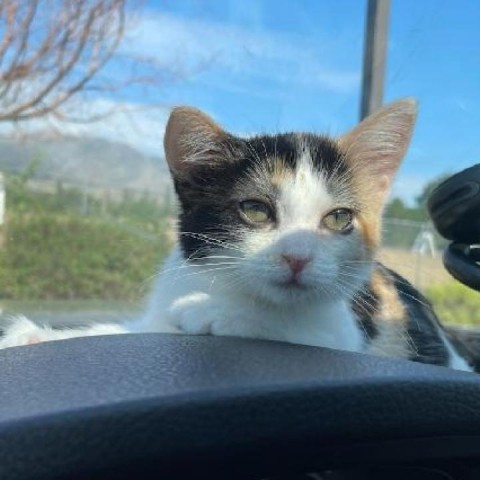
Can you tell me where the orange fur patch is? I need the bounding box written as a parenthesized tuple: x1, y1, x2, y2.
(370, 269, 406, 323)
(27, 335, 42, 345)
(355, 213, 380, 253)
(270, 157, 293, 187)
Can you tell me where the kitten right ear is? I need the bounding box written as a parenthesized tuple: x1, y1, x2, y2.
(164, 106, 230, 179)
(338, 98, 417, 198)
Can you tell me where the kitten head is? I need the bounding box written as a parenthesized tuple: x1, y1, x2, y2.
(164, 100, 417, 306)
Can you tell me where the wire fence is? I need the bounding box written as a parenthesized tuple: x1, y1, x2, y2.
(380, 218, 451, 290)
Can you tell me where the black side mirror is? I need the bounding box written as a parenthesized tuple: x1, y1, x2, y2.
(428, 164, 480, 292)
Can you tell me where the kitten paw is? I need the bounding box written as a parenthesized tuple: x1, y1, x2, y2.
(0, 316, 49, 349)
(168, 293, 214, 335)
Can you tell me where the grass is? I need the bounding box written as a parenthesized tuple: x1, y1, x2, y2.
(378, 248, 452, 287)
(425, 282, 480, 326)
(0, 213, 169, 301)
(379, 247, 480, 326)
(0, 173, 172, 301)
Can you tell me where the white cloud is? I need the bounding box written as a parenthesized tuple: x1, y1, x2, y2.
(122, 12, 360, 94)
(0, 9, 363, 154)
(0, 12, 361, 157)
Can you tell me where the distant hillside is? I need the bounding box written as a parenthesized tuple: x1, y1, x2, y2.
(0, 136, 171, 193)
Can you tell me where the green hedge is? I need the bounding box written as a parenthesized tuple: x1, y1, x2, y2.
(0, 214, 168, 300)
(426, 282, 480, 326)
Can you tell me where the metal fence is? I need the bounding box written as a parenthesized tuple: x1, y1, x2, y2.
(380, 218, 451, 290)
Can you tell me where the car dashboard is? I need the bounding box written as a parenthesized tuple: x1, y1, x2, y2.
(1, 334, 480, 480)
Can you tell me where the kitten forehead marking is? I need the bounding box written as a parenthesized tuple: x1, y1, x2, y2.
(276, 146, 334, 229)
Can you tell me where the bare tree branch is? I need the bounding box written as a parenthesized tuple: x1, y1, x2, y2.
(0, 0, 169, 123)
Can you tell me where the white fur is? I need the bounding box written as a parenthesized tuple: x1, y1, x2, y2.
(280, 149, 334, 229)
(138, 247, 364, 352)
(437, 327, 472, 372)
(0, 316, 127, 349)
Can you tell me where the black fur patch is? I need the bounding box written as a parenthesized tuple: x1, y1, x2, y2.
(384, 266, 451, 367)
(447, 327, 480, 372)
(353, 264, 473, 369)
(351, 287, 379, 339)
(246, 133, 349, 180)
(174, 132, 349, 259)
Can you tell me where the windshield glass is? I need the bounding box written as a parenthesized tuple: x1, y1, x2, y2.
(0, 1, 478, 349)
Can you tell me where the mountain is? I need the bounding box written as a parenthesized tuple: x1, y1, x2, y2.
(0, 136, 171, 194)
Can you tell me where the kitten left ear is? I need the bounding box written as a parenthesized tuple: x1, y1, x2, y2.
(164, 106, 231, 179)
(338, 98, 418, 196)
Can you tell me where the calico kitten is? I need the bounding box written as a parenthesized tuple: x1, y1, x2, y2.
(0, 100, 474, 372)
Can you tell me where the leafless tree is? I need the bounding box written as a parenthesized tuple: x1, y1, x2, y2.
(0, 0, 165, 124)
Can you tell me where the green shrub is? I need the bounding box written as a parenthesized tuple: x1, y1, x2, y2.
(426, 282, 480, 326)
(0, 214, 168, 300)
(0, 172, 174, 301)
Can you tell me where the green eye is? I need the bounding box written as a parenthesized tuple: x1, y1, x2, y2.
(239, 200, 273, 224)
(323, 208, 354, 232)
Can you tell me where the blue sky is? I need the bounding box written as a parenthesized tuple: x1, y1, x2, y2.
(37, 0, 480, 204)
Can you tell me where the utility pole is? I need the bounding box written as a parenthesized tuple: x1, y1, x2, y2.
(360, 0, 391, 120)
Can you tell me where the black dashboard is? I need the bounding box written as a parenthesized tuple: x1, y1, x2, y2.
(1, 333, 480, 479)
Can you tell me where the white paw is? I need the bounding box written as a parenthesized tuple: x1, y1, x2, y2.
(168, 293, 214, 335)
(0, 316, 49, 349)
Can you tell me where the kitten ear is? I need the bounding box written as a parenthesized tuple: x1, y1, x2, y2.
(338, 98, 417, 195)
(164, 106, 230, 179)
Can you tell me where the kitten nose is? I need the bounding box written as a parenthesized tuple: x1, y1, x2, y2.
(281, 254, 311, 275)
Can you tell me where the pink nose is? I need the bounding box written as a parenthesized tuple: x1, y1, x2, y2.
(281, 254, 311, 275)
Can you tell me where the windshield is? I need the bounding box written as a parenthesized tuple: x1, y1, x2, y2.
(0, 1, 478, 350)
